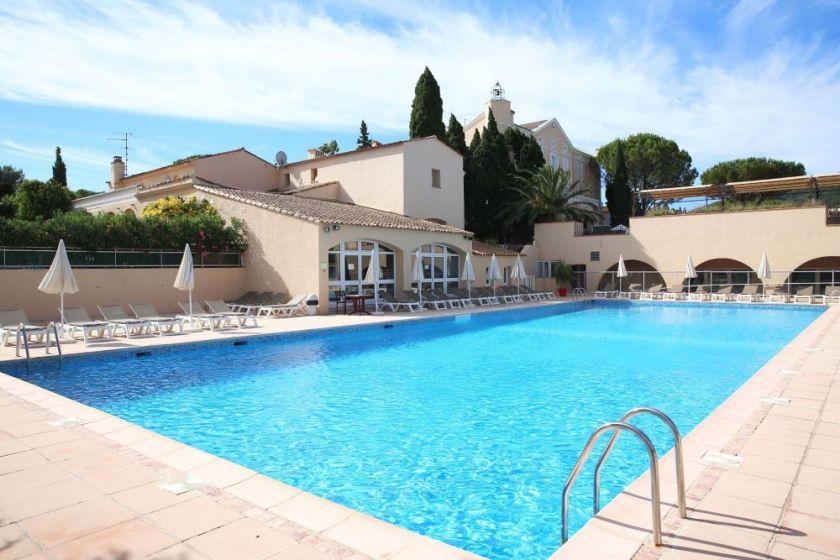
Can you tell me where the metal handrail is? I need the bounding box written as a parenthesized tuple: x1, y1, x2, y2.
(561, 422, 662, 545)
(15, 322, 61, 370)
(593, 407, 686, 519)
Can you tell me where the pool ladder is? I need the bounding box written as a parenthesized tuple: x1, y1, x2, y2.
(561, 407, 687, 546)
(16, 322, 62, 370)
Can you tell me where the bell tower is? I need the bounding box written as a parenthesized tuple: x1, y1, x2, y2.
(486, 81, 514, 132)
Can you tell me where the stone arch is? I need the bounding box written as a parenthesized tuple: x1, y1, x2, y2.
(695, 258, 757, 287)
(785, 256, 840, 293)
(598, 259, 664, 290)
(123, 208, 135, 215)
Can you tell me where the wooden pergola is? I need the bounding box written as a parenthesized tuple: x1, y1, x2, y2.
(638, 172, 840, 202)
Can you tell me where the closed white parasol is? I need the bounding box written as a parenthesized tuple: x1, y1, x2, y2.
(38, 239, 79, 324)
(174, 244, 195, 318)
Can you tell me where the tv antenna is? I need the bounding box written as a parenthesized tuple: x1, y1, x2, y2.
(108, 131, 134, 176)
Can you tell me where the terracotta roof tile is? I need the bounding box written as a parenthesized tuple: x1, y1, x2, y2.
(471, 241, 519, 256)
(195, 185, 471, 235)
(519, 120, 547, 130)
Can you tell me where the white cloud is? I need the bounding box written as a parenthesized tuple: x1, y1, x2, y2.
(726, 0, 778, 31)
(0, 0, 838, 176)
(0, 139, 161, 184)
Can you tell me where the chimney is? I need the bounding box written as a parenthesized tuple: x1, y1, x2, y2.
(306, 148, 321, 160)
(110, 156, 125, 191)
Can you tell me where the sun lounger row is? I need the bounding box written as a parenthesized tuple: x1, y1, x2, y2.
(224, 292, 310, 316)
(377, 285, 556, 312)
(595, 283, 839, 304)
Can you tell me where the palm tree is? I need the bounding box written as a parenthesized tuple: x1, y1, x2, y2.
(317, 140, 340, 156)
(502, 165, 600, 226)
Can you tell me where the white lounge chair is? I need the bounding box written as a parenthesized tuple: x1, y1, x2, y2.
(661, 285, 686, 301)
(128, 304, 185, 336)
(710, 285, 733, 302)
(0, 309, 56, 353)
(379, 292, 422, 312)
(824, 287, 840, 304)
(619, 283, 642, 299)
(97, 304, 152, 338)
(177, 301, 233, 330)
(687, 285, 710, 301)
(249, 294, 310, 317)
(62, 307, 112, 342)
(736, 285, 761, 303)
(792, 286, 817, 304)
(640, 284, 664, 300)
(205, 300, 261, 325)
(595, 283, 617, 298)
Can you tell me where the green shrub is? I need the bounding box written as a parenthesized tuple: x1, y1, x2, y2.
(0, 211, 248, 253)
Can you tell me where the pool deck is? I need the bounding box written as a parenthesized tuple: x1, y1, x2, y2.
(0, 299, 837, 559)
(552, 303, 840, 560)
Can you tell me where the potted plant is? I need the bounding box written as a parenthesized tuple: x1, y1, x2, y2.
(553, 262, 575, 297)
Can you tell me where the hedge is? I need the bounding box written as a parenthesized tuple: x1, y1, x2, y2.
(0, 211, 248, 253)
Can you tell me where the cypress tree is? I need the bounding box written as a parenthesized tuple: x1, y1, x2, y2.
(611, 141, 632, 227)
(357, 120, 372, 149)
(445, 114, 467, 155)
(52, 146, 67, 186)
(409, 67, 446, 139)
(464, 130, 484, 235)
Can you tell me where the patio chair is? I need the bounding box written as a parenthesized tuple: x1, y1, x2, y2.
(225, 291, 266, 313)
(710, 285, 733, 302)
(379, 291, 422, 312)
(792, 286, 817, 304)
(331, 289, 348, 314)
(205, 300, 261, 325)
(129, 304, 185, 336)
(594, 283, 617, 299)
(736, 284, 761, 303)
(640, 284, 664, 300)
(0, 309, 55, 351)
(62, 307, 112, 342)
(661, 285, 685, 301)
(97, 304, 152, 338)
(687, 285, 710, 301)
(177, 301, 233, 331)
(824, 287, 840, 304)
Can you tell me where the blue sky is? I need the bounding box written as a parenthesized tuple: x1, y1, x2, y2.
(1, 0, 838, 191)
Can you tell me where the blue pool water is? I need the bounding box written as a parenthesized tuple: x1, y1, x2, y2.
(6, 302, 823, 559)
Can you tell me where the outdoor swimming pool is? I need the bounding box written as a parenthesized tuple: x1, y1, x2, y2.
(6, 301, 824, 560)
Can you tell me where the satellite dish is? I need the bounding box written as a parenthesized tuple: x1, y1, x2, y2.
(275, 150, 287, 165)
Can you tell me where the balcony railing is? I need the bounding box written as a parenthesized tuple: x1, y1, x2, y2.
(0, 248, 242, 269)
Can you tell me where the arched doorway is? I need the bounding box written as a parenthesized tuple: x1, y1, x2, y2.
(599, 259, 664, 291)
(695, 258, 757, 288)
(411, 243, 461, 293)
(787, 256, 840, 294)
(327, 240, 396, 297)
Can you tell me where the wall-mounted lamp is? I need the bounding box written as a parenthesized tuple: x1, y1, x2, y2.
(332, 224, 341, 231)
(323, 225, 331, 233)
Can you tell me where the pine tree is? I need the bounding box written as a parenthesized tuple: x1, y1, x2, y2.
(52, 146, 67, 186)
(357, 120, 372, 149)
(409, 67, 446, 139)
(445, 114, 467, 155)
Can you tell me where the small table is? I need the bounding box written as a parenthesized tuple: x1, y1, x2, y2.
(347, 294, 370, 315)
